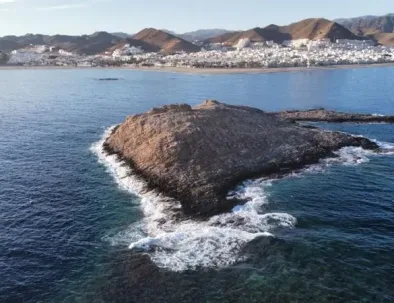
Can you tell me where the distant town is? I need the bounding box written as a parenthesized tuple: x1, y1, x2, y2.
(1, 15, 394, 69)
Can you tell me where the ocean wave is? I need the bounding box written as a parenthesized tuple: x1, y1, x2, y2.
(374, 140, 394, 155)
(91, 127, 394, 271)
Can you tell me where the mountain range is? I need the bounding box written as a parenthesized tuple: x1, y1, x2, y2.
(0, 14, 393, 55)
(206, 18, 358, 45)
(0, 32, 122, 55)
(336, 14, 394, 34)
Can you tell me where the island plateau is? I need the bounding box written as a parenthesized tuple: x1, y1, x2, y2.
(103, 101, 382, 216)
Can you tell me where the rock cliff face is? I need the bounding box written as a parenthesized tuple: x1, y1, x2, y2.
(104, 101, 377, 216)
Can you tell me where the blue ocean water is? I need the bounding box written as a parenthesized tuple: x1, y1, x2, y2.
(0, 67, 394, 303)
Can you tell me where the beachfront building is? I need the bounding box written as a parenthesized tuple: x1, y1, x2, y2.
(282, 39, 310, 48)
(205, 43, 229, 52)
(335, 39, 376, 49)
(112, 45, 144, 58)
(8, 48, 46, 65)
(307, 39, 332, 50)
(59, 49, 74, 56)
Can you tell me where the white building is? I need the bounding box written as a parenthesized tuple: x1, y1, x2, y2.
(206, 43, 229, 52)
(235, 38, 251, 50)
(59, 49, 74, 56)
(336, 39, 375, 47)
(308, 39, 332, 50)
(112, 44, 144, 57)
(282, 39, 310, 48)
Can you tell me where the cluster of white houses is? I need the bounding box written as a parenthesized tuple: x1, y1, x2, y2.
(4, 38, 394, 68)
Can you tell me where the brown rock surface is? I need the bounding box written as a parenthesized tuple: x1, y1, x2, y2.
(273, 108, 394, 123)
(104, 101, 378, 216)
(370, 32, 394, 46)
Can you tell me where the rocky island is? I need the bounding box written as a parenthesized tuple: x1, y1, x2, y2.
(104, 100, 379, 216)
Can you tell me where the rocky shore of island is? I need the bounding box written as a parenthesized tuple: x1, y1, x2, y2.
(273, 108, 394, 123)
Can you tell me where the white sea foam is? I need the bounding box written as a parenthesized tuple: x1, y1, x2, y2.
(329, 146, 373, 165)
(374, 140, 394, 155)
(90, 126, 181, 237)
(91, 127, 394, 271)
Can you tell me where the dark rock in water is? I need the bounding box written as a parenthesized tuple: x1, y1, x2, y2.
(104, 100, 378, 216)
(273, 108, 394, 123)
(97, 78, 121, 81)
(241, 235, 286, 262)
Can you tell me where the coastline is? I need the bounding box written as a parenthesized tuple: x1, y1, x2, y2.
(125, 62, 394, 74)
(0, 62, 394, 74)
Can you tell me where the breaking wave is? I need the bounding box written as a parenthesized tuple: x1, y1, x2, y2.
(374, 140, 394, 155)
(91, 127, 394, 271)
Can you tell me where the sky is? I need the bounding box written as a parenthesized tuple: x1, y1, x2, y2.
(0, 0, 393, 36)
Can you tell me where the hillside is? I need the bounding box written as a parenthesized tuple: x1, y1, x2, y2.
(0, 32, 121, 55)
(0, 34, 49, 52)
(182, 29, 233, 41)
(284, 18, 359, 40)
(205, 18, 359, 46)
(205, 31, 240, 44)
(111, 32, 133, 39)
(162, 29, 233, 42)
(0, 29, 201, 55)
(336, 14, 394, 46)
(133, 28, 201, 53)
(107, 38, 161, 53)
(223, 26, 290, 45)
(336, 14, 394, 35)
(0, 39, 21, 52)
(365, 32, 394, 46)
(58, 32, 122, 55)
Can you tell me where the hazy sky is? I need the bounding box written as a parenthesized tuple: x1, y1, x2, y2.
(0, 0, 393, 36)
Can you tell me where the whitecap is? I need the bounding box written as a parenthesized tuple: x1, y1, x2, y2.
(374, 140, 394, 155)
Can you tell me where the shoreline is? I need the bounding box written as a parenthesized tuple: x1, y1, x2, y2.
(0, 62, 394, 74)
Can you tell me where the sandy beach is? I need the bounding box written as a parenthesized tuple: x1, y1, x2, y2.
(1, 62, 394, 74)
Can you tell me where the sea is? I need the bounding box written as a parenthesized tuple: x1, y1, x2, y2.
(1, 67, 394, 303)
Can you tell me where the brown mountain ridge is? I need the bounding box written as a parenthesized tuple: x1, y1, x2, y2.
(206, 18, 360, 45)
(336, 14, 394, 46)
(133, 28, 201, 54)
(0, 29, 202, 55)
